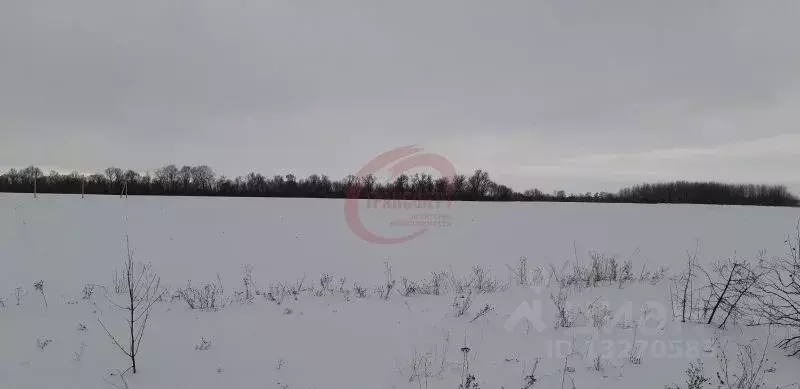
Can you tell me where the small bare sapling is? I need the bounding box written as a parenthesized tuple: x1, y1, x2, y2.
(240, 264, 255, 303)
(452, 291, 473, 317)
(458, 336, 480, 389)
(13, 287, 26, 306)
(98, 236, 165, 374)
(33, 280, 47, 308)
(377, 258, 396, 301)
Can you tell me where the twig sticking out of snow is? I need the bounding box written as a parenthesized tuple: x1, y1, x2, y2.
(36, 337, 52, 351)
(103, 368, 132, 389)
(195, 337, 212, 351)
(469, 304, 494, 323)
(73, 342, 86, 362)
(521, 358, 540, 389)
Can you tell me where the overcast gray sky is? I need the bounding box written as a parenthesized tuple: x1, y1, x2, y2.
(2, 0, 799, 194)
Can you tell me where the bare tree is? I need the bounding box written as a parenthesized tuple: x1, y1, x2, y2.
(467, 169, 491, 199)
(105, 167, 124, 189)
(451, 174, 467, 197)
(179, 165, 192, 192)
(694, 258, 763, 328)
(753, 224, 800, 356)
(672, 253, 765, 329)
(122, 170, 139, 197)
(674, 245, 700, 322)
(99, 236, 165, 373)
(20, 166, 42, 198)
(154, 164, 179, 192)
(191, 165, 215, 192)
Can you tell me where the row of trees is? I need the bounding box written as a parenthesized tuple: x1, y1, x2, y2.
(0, 165, 797, 206)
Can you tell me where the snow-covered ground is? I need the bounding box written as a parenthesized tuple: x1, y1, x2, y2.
(1, 193, 799, 388)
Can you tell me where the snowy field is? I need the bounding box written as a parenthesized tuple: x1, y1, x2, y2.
(1, 193, 799, 388)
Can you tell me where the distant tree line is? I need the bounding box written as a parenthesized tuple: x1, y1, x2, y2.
(0, 165, 797, 206)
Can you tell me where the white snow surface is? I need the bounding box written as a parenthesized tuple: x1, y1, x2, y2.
(1, 193, 799, 388)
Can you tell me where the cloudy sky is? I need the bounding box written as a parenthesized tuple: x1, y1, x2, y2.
(2, 0, 799, 194)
